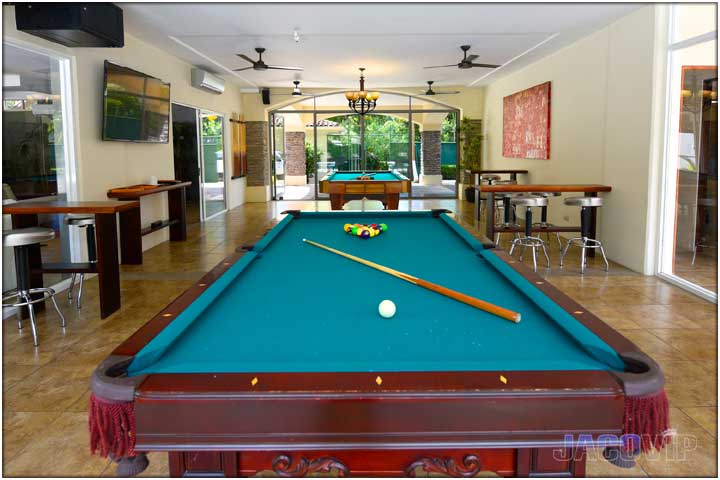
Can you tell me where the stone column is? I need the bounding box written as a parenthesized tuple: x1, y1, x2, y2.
(246, 121, 269, 202)
(285, 131, 307, 186)
(420, 130, 442, 185)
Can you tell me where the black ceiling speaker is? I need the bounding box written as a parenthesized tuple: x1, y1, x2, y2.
(15, 3, 124, 48)
(261, 88, 271, 105)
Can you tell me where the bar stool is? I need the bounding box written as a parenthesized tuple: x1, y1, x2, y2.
(531, 192, 563, 251)
(480, 174, 501, 184)
(560, 196, 609, 273)
(494, 192, 522, 245)
(475, 175, 501, 220)
(692, 197, 717, 265)
(64, 214, 97, 309)
(508, 196, 550, 272)
(2, 227, 66, 346)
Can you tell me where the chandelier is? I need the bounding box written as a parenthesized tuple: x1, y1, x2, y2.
(345, 68, 380, 115)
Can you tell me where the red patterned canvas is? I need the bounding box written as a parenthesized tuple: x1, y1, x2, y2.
(502, 82, 551, 159)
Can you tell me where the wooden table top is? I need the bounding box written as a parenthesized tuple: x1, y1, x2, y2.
(3, 200, 140, 215)
(467, 169, 529, 175)
(476, 184, 612, 193)
(107, 181, 193, 199)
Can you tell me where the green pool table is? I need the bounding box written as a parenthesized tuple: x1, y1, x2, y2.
(319, 170, 411, 209)
(90, 210, 668, 477)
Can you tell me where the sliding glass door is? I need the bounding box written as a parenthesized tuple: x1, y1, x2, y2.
(200, 112, 226, 219)
(658, 4, 718, 301)
(171, 105, 226, 221)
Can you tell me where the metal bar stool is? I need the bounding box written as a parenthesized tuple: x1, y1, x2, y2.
(560, 196, 609, 273)
(531, 191, 564, 251)
(494, 192, 522, 245)
(475, 175, 501, 220)
(692, 197, 717, 265)
(2, 227, 66, 346)
(64, 214, 97, 309)
(508, 196, 550, 272)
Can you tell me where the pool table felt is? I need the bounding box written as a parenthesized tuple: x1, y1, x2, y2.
(128, 211, 625, 376)
(328, 172, 403, 181)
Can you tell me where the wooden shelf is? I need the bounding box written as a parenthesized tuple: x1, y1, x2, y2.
(141, 219, 179, 236)
(107, 181, 192, 200)
(35, 262, 97, 274)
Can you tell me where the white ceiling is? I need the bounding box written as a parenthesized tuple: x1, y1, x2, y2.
(122, 3, 642, 90)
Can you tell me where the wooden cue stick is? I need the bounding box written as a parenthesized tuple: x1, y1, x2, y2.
(302, 238, 521, 323)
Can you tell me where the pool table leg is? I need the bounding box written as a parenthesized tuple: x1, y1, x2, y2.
(386, 193, 400, 210)
(330, 193, 345, 210)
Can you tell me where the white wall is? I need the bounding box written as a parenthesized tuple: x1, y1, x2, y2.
(3, 5, 246, 250)
(482, 6, 659, 273)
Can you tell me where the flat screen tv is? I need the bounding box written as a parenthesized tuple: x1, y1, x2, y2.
(102, 61, 170, 143)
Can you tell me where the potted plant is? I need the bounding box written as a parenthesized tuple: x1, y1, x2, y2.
(305, 141, 321, 183)
(459, 117, 483, 203)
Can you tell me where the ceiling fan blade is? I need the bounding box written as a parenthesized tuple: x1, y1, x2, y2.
(236, 54, 256, 64)
(470, 63, 501, 69)
(232, 67, 254, 72)
(466, 54, 479, 62)
(435, 91, 461, 95)
(267, 65, 304, 71)
(423, 64, 458, 69)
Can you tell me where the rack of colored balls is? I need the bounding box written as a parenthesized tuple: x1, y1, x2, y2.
(344, 223, 388, 239)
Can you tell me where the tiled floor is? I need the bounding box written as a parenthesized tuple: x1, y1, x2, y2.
(2, 199, 717, 477)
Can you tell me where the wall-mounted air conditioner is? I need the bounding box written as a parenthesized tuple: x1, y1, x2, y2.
(191, 68, 225, 95)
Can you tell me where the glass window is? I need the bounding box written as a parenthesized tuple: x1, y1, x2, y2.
(2, 43, 76, 292)
(671, 4, 717, 43)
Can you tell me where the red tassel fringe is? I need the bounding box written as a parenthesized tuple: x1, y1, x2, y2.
(623, 388, 671, 453)
(89, 393, 136, 459)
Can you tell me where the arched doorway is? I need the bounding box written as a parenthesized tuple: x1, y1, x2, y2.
(268, 91, 459, 201)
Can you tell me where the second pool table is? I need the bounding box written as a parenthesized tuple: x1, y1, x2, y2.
(319, 170, 411, 210)
(90, 210, 669, 477)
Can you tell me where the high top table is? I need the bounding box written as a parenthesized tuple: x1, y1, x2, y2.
(467, 169, 529, 184)
(3, 200, 140, 318)
(477, 184, 612, 257)
(107, 181, 192, 264)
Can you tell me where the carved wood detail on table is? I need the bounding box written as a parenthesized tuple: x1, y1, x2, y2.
(405, 454, 482, 477)
(271, 454, 349, 477)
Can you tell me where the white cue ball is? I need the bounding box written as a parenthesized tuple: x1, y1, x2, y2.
(378, 299, 396, 318)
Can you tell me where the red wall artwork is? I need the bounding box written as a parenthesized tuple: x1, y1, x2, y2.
(502, 81, 551, 159)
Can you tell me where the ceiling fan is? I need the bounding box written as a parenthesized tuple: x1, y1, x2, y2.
(233, 47, 303, 72)
(424, 45, 500, 70)
(418, 81, 460, 96)
(273, 80, 313, 97)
